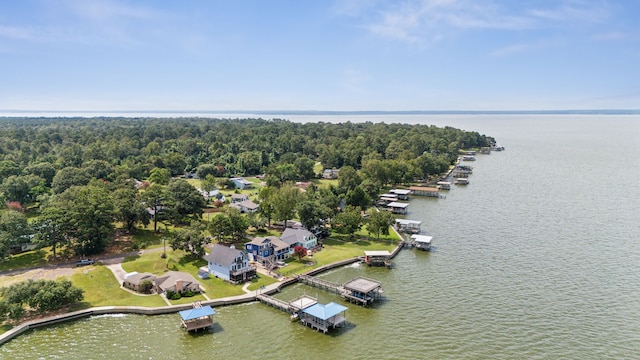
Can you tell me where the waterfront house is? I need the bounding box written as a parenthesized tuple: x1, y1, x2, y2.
(230, 177, 253, 190)
(204, 244, 256, 284)
(123, 271, 202, 295)
(229, 199, 259, 213)
(154, 271, 202, 295)
(281, 228, 318, 250)
(123, 272, 156, 293)
(245, 236, 290, 268)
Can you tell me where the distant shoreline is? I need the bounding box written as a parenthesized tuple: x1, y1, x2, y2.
(1, 109, 639, 118)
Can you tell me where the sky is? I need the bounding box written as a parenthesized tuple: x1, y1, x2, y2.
(1, 0, 639, 112)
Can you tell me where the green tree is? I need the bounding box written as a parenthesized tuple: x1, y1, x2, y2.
(113, 187, 149, 233)
(0, 210, 30, 261)
(337, 165, 360, 194)
(331, 206, 363, 240)
(200, 174, 218, 193)
(57, 182, 115, 256)
(346, 185, 370, 210)
(366, 209, 394, 240)
(34, 201, 70, 260)
(148, 167, 171, 185)
(51, 167, 91, 194)
(166, 179, 205, 225)
(225, 207, 250, 243)
(142, 183, 168, 233)
(170, 221, 208, 258)
(273, 185, 301, 228)
(258, 186, 277, 227)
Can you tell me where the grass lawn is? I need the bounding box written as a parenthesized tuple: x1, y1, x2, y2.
(0, 249, 53, 272)
(246, 274, 278, 291)
(276, 230, 400, 277)
(71, 265, 166, 308)
(121, 249, 247, 299)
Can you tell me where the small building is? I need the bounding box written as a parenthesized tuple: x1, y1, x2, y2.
(389, 189, 411, 200)
(386, 201, 409, 214)
(299, 302, 348, 333)
(230, 177, 253, 190)
(411, 234, 433, 251)
(409, 186, 440, 197)
(322, 168, 339, 179)
(455, 178, 469, 185)
(281, 228, 318, 250)
(342, 277, 383, 306)
(395, 219, 422, 234)
(229, 199, 259, 213)
(179, 303, 215, 332)
(230, 193, 249, 203)
(436, 181, 451, 190)
(204, 244, 256, 284)
(363, 250, 392, 267)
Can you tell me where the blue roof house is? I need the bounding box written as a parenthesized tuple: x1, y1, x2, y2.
(299, 302, 348, 333)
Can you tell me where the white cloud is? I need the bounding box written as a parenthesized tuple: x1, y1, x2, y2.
(348, 0, 612, 44)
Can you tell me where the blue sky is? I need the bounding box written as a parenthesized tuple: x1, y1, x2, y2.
(1, 0, 638, 111)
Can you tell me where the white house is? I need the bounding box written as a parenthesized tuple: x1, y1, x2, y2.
(204, 244, 256, 284)
(230, 200, 259, 213)
(230, 177, 253, 190)
(281, 228, 318, 250)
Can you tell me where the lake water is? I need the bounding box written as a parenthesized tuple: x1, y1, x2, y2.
(2, 115, 639, 359)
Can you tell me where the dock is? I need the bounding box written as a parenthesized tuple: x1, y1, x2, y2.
(409, 186, 440, 197)
(178, 302, 215, 332)
(295, 274, 384, 306)
(257, 293, 318, 314)
(395, 219, 422, 234)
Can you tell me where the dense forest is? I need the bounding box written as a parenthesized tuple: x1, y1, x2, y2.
(0, 117, 494, 259)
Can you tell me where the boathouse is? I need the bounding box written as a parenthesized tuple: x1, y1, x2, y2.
(395, 219, 422, 234)
(364, 250, 392, 267)
(389, 189, 411, 200)
(436, 181, 451, 190)
(342, 277, 383, 305)
(411, 234, 433, 251)
(179, 303, 215, 332)
(455, 178, 469, 185)
(386, 201, 409, 214)
(409, 186, 440, 197)
(299, 302, 348, 333)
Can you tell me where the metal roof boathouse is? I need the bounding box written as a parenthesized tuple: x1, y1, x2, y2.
(299, 302, 348, 334)
(179, 302, 215, 332)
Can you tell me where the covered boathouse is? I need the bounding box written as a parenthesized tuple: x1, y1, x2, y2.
(409, 186, 440, 197)
(179, 303, 215, 332)
(395, 219, 422, 234)
(364, 250, 392, 267)
(342, 277, 384, 306)
(389, 189, 411, 200)
(411, 234, 433, 251)
(386, 201, 409, 214)
(299, 302, 348, 333)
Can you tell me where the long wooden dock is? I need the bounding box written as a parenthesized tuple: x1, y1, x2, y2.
(295, 275, 381, 306)
(257, 294, 293, 313)
(296, 275, 342, 295)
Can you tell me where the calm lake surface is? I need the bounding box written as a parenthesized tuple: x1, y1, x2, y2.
(2, 115, 639, 359)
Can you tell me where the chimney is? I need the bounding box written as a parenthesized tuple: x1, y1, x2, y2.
(176, 280, 183, 293)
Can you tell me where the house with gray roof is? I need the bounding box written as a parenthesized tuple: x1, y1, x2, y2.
(246, 236, 290, 269)
(204, 244, 256, 284)
(154, 271, 202, 295)
(229, 199, 259, 213)
(281, 228, 318, 250)
(123, 271, 202, 295)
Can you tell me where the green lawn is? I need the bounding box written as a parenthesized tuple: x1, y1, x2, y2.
(71, 265, 166, 308)
(0, 249, 53, 272)
(276, 230, 400, 277)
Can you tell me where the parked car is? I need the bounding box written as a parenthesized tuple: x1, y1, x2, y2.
(76, 259, 95, 267)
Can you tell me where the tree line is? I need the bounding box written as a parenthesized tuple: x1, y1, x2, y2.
(0, 117, 495, 259)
